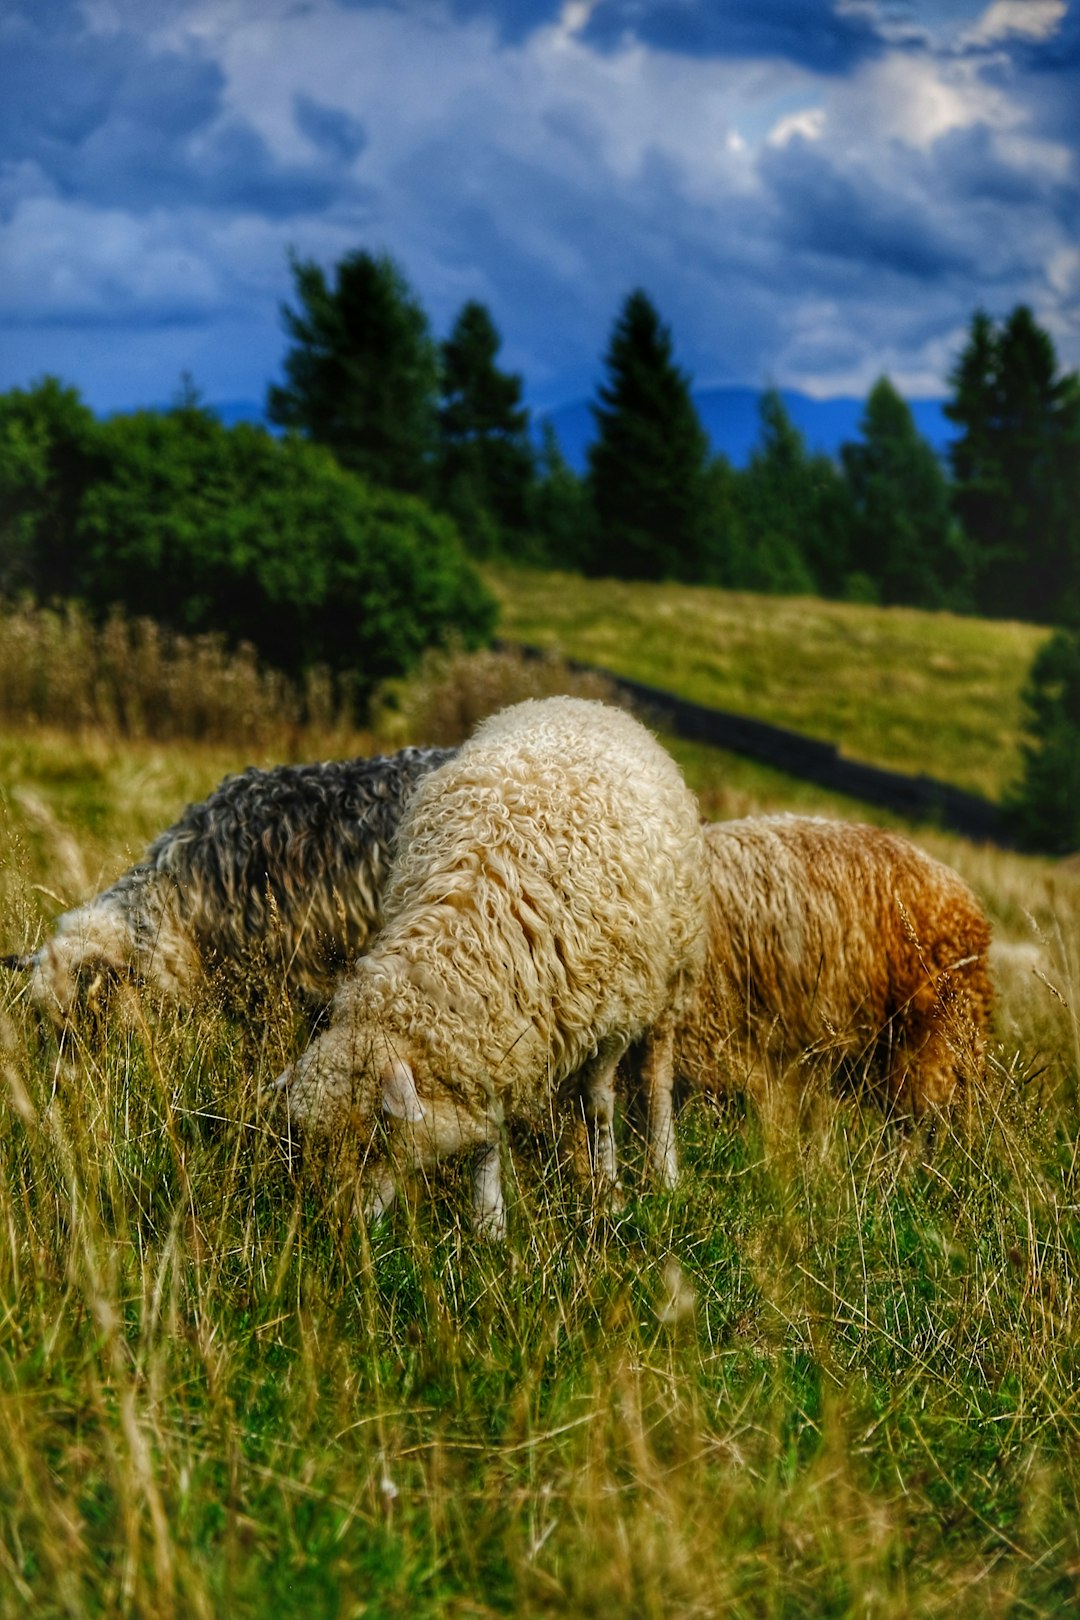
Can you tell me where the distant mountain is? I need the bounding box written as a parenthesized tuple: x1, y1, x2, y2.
(537, 386, 954, 473)
(177, 388, 954, 471)
(207, 399, 269, 427)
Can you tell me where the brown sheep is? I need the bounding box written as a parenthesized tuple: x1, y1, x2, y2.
(669, 815, 992, 1128)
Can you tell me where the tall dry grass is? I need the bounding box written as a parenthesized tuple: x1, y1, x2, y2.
(374, 641, 624, 748)
(0, 600, 627, 761)
(0, 598, 358, 752)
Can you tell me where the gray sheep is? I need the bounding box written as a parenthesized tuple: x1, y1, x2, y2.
(3, 747, 454, 1025)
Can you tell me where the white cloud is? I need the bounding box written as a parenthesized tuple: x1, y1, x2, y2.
(0, 197, 224, 321)
(961, 0, 1067, 47)
(1047, 245, 1080, 299)
(836, 50, 1016, 151)
(767, 107, 826, 146)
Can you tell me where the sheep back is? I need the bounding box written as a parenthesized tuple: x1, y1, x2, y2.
(146, 746, 455, 1001)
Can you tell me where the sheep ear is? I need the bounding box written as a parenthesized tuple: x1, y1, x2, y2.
(381, 1057, 424, 1122)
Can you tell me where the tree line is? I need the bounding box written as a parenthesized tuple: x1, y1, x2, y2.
(262, 250, 1080, 622)
(3, 243, 1080, 846)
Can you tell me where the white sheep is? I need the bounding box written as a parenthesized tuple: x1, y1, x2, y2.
(666, 815, 993, 1130)
(275, 696, 709, 1235)
(2, 747, 454, 1026)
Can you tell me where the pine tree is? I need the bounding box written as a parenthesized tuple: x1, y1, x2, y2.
(530, 423, 594, 569)
(437, 300, 535, 553)
(698, 453, 742, 588)
(267, 249, 439, 497)
(732, 390, 844, 595)
(586, 289, 709, 581)
(946, 306, 1080, 621)
(1006, 623, 1080, 852)
(842, 376, 972, 610)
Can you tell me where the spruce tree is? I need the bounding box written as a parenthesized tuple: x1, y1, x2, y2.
(732, 390, 845, 595)
(531, 423, 594, 569)
(946, 306, 1080, 621)
(267, 249, 439, 497)
(437, 300, 534, 552)
(1006, 623, 1080, 853)
(586, 289, 709, 581)
(842, 376, 972, 610)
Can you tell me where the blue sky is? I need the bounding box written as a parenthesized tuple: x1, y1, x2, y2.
(1, 0, 1078, 416)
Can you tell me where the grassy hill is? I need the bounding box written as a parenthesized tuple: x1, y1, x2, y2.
(486, 568, 1047, 802)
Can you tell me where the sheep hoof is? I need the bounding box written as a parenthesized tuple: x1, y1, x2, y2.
(359, 1167, 398, 1227)
(473, 1205, 507, 1242)
(595, 1178, 626, 1215)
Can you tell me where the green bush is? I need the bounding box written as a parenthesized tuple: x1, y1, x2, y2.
(0, 376, 102, 599)
(68, 402, 496, 706)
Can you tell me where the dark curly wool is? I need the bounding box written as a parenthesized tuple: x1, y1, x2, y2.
(147, 748, 457, 982)
(8, 746, 456, 1022)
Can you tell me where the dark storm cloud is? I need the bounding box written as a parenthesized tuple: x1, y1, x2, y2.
(329, 0, 885, 60)
(66, 111, 347, 218)
(759, 136, 971, 281)
(580, 0, 886, 72)
(294, 94, 368, 161)
(931, 123, 1062, 209)
(0, 8, 223, 162)
(1001, 10, 1080, 150)
(0, 5, 359, 218)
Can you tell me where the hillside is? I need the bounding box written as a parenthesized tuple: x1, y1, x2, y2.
(485, 568, 1046, 803)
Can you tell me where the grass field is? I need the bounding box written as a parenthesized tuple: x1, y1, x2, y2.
(1, 592, 1079, 1616)
(485, 569, 1049, 802)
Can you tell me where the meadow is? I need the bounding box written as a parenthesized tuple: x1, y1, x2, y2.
(485, 569, 1049, 802)
(1, 593, 1078, 1617)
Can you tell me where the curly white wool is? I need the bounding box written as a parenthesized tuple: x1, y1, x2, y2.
(278, 696, 709, 1235)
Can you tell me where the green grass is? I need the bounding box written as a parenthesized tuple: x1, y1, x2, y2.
(486, 569, 1048, 802)
(3, 707, 1080, 1616)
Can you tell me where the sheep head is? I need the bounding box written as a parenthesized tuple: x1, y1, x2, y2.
(274, 1011, 427, 1144)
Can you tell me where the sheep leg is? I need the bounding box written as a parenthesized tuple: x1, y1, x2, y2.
(640, 1015, 679, 1189)
(579, 1040, 625, 1205)
(359, 1159, 399, 1225)
(361, 1102, 507, 1238)
(361, 1143, 505, 1235)
(470, 1142, 507, 1241)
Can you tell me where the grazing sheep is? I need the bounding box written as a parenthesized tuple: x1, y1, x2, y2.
(2, 747, 454, 1027)
(668, 815, 993, 1125)
(275, 696, 709, 1235)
